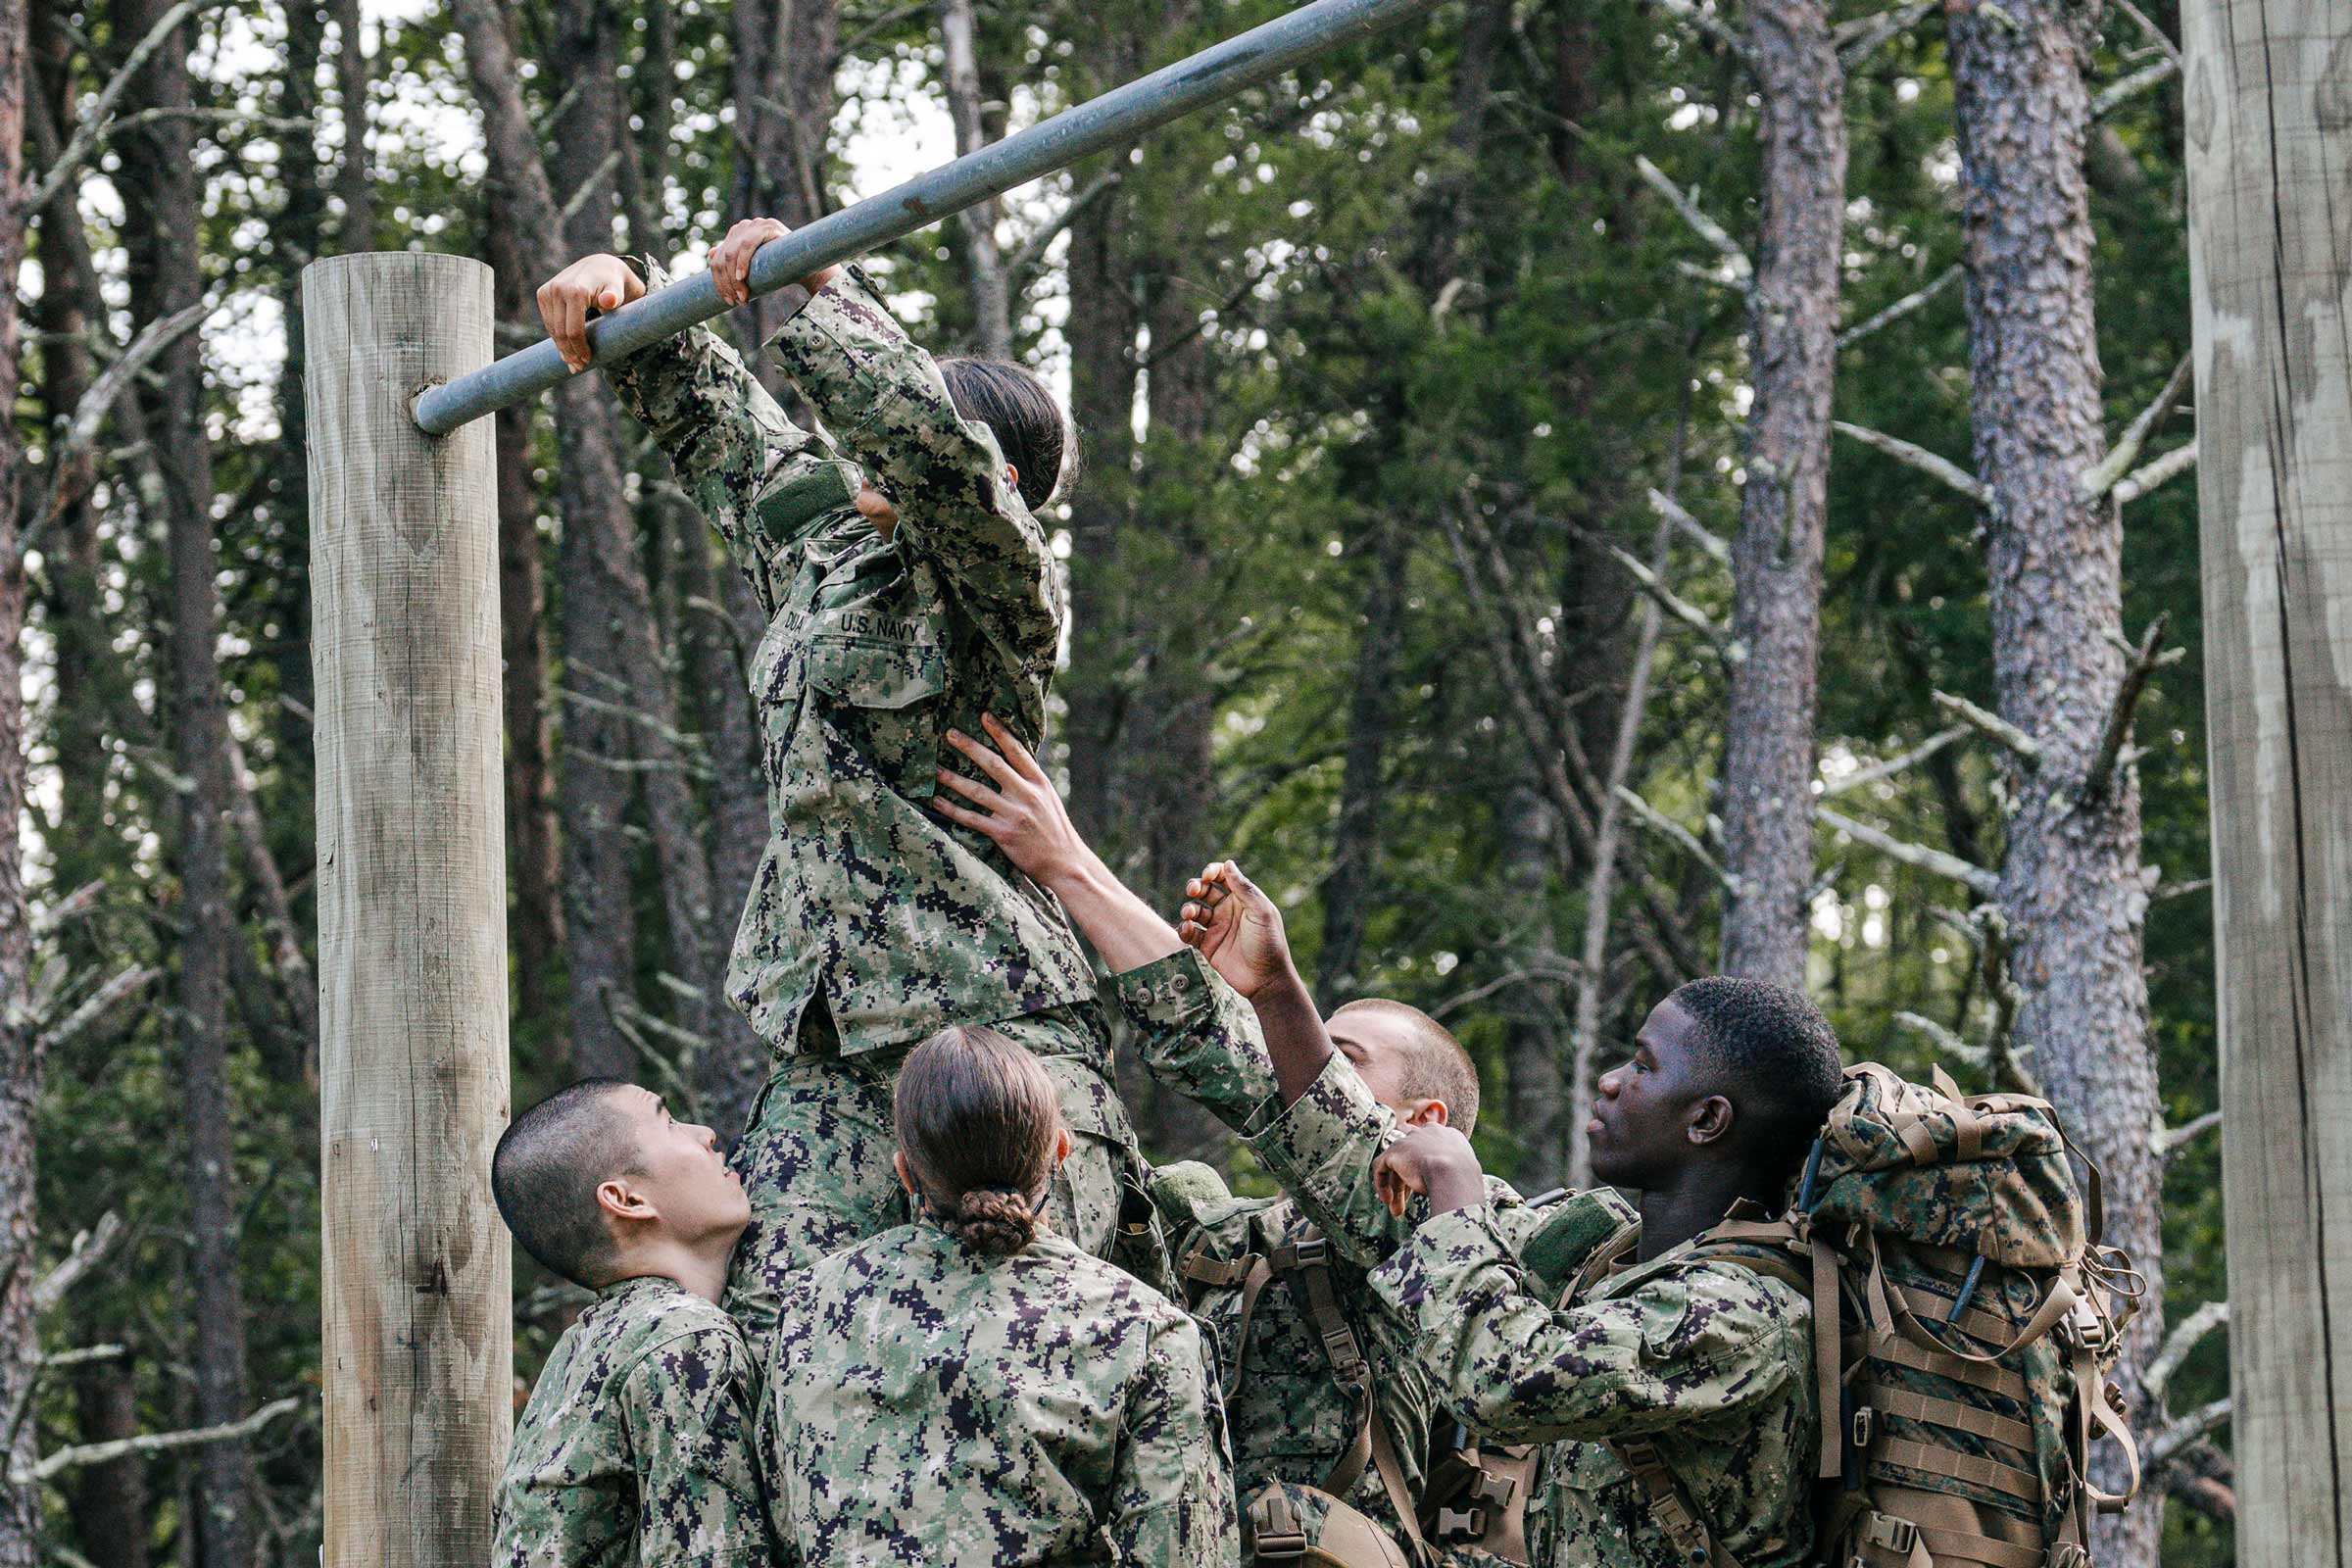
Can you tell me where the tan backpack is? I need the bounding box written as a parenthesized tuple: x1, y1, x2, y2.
(1610, 1063, 2144, 1568)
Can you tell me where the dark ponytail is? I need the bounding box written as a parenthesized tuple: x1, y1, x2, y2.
(895, 1025, 1061, 1256)
(939, 358, 1077, 512)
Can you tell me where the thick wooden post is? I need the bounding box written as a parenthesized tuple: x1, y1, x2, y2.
(2183, 3, 2352, 1560)
(306, 252, 511, 1566)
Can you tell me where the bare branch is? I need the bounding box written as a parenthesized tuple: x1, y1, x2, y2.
(24, 295, 218, 555)
(1833, 421, 1988, 505)
(31, 881, 104, 939)
(1606, 546, 1739, 662)
(25, 0, 214, 213)
(1893, 1009, 1987, 1068)
(2093, 56, 2180, 120)
(2114, 0, 2181, 69)
(555, 149, 622, 232)
(1818, 726, 1968, 801)
(37, 1345, 126, 1372)
(36, 966, 160, 1054)
(1617, 788, 1739, 895)
(2146, 1398, 2232, 1474)
(13, 1396, 304, 1486)
(1634, 155, 1752, 284)
(1837, 1, 1936, 66)
(1815, 805, 2000, 896)
(1646, 487, 1730, 565)
(1933, 689, 2042, 764)
(2082, 352, 2193, 499)
(1649, 0, 1751, 62)
(1429, 961, 1585, 1021)
(31, 1212, 124, 1314)
(2113, 441, 2196, 505)
(1009, 172, 1122, 275)
(2082, 613, 2181, 807)
(2155, 1107, 2222, 1161)
(1838, 263, 1962, 350)
(2153, 876, 2211, 903)
(1973, 906, 2037, 1095)
(2145, 1299, 2229, 1404)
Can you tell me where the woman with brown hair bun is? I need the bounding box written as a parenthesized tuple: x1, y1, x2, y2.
(757, 1026, 1240, 1565)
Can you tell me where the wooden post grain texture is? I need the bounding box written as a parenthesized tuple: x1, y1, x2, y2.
(305, 252, 511, 1567)
(2183, 2, 2352, 1560)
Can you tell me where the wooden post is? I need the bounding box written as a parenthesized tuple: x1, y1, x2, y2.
(2183, 2, 2352, 1560)
(305, 252, 511, 1566)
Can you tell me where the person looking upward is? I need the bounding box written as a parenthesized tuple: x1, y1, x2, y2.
(490, 1082, 771, 1567)
(534, 221, 1154, 1340)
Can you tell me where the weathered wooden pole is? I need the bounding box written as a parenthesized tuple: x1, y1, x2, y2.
(2182, 2, 2352, 1560)
(305, 252, 511, 1566)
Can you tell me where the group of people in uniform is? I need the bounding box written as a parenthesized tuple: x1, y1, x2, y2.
(487, 220, 1851, 1567)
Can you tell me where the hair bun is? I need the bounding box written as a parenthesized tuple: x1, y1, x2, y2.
(951, 1188, 1038, 1256)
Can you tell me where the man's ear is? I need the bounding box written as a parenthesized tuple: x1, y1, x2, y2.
(1053, 1126, 1073, 1169)
(1399, 1098, 1449, 1129)
(1688, 1094, 1736, 1149)
(596, 1176, 655, 1225)
(894, 1150, 916, 1198)
(1004, 462, 1020, 493)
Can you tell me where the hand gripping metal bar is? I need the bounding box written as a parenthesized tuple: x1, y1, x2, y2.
(412, 0, 1445, 436)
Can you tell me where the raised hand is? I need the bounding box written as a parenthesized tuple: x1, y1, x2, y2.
(709, 218, 839, 308)
(536, 254, 647, 373)
(1177, 861, 1294, 1002)
(1371, 1122, 1486, 1219)
(931, 714, 1089, 885)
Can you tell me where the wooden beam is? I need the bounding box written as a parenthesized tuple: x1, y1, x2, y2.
(2182, 3, 2352, 1561)
(305, 252, 511, 1568)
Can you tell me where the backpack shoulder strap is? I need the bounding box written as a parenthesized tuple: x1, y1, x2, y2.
(1607, 1436, 1744, 1568)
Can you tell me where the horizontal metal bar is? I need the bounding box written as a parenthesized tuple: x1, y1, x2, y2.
(413, 0, 1443, 436)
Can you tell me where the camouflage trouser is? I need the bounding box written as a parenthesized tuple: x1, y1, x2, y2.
(722, 1000, 1157, 1346)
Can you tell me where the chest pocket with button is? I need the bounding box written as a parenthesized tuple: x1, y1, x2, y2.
(804, 631, 948, 798)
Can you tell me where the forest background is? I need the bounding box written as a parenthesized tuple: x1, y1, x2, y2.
(0, 0, 2233, 1562)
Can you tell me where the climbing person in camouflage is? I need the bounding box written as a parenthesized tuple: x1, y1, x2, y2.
(933, 715, 1631, 1566)
(758, 1023, 1240, 1566)
(535, 220, 1152, 1341)
(489, 1080, 772, 1567)
(1177, 862, 1848, 1568)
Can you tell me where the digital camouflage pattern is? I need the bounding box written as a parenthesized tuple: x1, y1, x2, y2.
(493, 1275, 770, 1568)
(1112, 952, 1575, 1566)
(603, 260, 1097, 1054)
(1248, 1058, 1813, 1568)
(605, 262, 1150, 1314)
(757, 1221, 1241, 1566)
(1375, 1210, 1817, 1568)
(722, 1002, 1143, 1345)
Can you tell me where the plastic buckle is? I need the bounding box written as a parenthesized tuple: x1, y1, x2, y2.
(1292, 1236, 1331, 1267)
(1436, 1506, 1487, 1541)
(1865, 1515, 1919, 1554)
(1474, 1472, 1518, 1508)
(1852, 1404, 1875, 1450)
(1251, 1532, 1307, 1560)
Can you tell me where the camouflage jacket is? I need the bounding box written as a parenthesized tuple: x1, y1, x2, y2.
(1109, 953, 1600, 1566)
(605, 263, 1095, 1056)
(493, 1275, 770, 1568)
(1252, 1061, 1815, 1568)
(758, 1222, 1240, 1565)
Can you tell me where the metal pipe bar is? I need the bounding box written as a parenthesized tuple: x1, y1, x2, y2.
(414, 0, 1443, 435)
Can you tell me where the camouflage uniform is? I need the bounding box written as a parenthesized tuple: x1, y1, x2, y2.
(1110, 952, 1599, 1565)
(603, 263, 1145, 1330)
(493, 1275, 770, 1567)
(757, 1220, 1241, 1565)
(1252, 1061, 1818, 1568)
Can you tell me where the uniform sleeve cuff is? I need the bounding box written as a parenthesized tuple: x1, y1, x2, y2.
(763, 262, 892, 358)
(1107, 949, 1215, 1028)
(1248, 1052, 1394, 1174)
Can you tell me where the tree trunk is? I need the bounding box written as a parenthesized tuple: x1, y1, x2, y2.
(267, 0, 329, 793)
(483, 203, 567, 1044)
(731, 0, 836, 377)
(2180, 1, 2352, 1559)
(1496, 776, 1568, 1186)
(0, 0, 34, 1552)
(332, 0, 371, 246)
(1716, 0, 1844, 990)
(68, 1361, 151, 1568)
(1948, 6, 2163, 1562)
(939, 0, 1011, 358)
(115, 0, 255, 1558)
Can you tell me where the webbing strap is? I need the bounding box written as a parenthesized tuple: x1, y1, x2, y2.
(1867, 1485, 2050, 1568)
(1609, 1438, 1741, 1568)
(1181, 1243, 1258, 1297)
(1872, 1333, 2034, 1401)
(1365, 1404, 1438, 1567)
(1890, 1265, 2079, 1366)
(2073, 1342, 2142, 1515)
(1877, 1436, 2043, 1505)
(1912, 1526, 2049, 1568)
(1231, 1254, 1277, 1396)
(1812, 1231, 1844, 1481)
(1860, 1382, 2037, 1452)
(1894, 1283, 2027, 1349)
